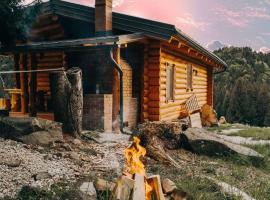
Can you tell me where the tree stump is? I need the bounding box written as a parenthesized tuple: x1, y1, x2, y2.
(50, 67, 83, 137)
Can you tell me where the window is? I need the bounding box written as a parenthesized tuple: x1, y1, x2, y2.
(186, 64, 193, 91)
(166, 62, 175, 102)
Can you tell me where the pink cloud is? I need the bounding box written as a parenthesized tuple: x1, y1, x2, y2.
(260, 47, 270, 54)
(177, 13, 210, 31)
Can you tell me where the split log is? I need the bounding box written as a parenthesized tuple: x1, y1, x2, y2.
(111, 175, 135, 200)
(50, 67, 83, 137)
(133, 174, 145, 200)
(147, 175, 165, 200)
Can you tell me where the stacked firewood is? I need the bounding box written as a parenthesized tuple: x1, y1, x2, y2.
(108, 137, 187, 200)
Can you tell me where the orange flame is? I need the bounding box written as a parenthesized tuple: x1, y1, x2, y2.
(124, 137, 153, 200)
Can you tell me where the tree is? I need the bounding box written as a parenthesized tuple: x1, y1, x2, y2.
(214, 47, 270, 126)
(0, 0, 41, 47)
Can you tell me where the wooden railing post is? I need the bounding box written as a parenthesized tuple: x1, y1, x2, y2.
(19, 54, 29, 113)
(29, 53, 37, 117)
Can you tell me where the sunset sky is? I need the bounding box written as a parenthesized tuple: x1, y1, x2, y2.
(26, 0, 270, 52)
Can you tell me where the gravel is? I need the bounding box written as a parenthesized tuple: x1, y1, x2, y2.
(0, 133, 131, 199)
(0, 138, 79, 198)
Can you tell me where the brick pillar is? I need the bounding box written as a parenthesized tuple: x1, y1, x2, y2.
(83, 94, 112, 132)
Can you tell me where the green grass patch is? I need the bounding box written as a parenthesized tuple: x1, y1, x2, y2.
(2, 183, 83, 200)
(229, 127, 270, 140)
(149, 165, 238, 200)
(208, 124, 270, 140)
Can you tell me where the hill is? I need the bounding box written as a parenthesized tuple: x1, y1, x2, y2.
(214, 47, 270, 126)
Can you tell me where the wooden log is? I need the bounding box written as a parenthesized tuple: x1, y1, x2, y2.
(133, 174, 145, 200)
(49, 67, 83, 137)
(111, 175, 134, 200)
(147, 175, 165, 200)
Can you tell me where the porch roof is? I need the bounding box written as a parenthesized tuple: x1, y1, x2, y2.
(0, 33, 145, 53)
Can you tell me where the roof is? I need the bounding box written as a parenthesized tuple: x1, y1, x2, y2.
(40, 0, 227, 70)
(0, 33, 144, 53)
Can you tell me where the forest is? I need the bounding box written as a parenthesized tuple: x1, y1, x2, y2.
(214, 47, 270, 127)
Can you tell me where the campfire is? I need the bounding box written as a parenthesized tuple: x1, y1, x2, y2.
(111, 137, 165, 200)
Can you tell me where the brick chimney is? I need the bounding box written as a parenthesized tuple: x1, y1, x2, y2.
(95, 0, 113, 36)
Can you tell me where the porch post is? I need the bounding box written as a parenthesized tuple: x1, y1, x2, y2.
(14, 54, 20, 89)
(112, 47, 120, 133)
(207, 67, 214, 106)
(29, 53, 37, 117)
(19, 54, 29, 113)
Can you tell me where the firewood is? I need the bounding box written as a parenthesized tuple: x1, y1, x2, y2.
(111, 175, 134, 200)
(147, 175, 165, 200)
(189, 113, 202, 128)
(133, 174, 145, 200)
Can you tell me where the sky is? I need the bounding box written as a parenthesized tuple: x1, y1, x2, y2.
(26, 0, 270, 52)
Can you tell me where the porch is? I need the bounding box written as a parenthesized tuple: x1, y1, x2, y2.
(0, 33, 145, 132)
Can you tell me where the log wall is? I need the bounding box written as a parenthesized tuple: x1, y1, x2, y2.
(142, 41, 213, 122)
(142, 40, 161, 121)
(159, 46, 209, 121)
(29, 14, 67, 94)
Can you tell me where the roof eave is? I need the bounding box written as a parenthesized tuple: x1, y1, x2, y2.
(174, 28, 227, 71)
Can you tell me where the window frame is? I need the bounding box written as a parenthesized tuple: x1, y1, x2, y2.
(165, 62, 175, 103)
(186, 63, 193, 91)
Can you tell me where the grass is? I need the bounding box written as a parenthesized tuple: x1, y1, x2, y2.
(149, 164, 239, 200)
(147, 123, 270, 200)
(230, 128, 270, 140)
(2, 183, 83, 200)
(208, 124, 270, 140)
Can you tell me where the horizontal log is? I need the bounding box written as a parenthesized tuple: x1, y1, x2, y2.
(143, 112, 149, 119)
(148, 70, 160, 77)
(148, 101, 160, 108)
(148, 114, 160, 121)
(148, 108, 160, 115)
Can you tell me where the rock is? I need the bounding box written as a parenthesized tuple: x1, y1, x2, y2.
(2, 159, 21, 167)
(53, 152, 64, 158)
(37, 146, 44, 151)
(69, 152, 81, 162)
(219, 116, 227, 124)
(21, 130, 63, 146)
(0, 117, 63, 146)
(79, 182, 97, 200)
(73, 139, 82, 145)
(33, 172, 51, 181)
(94, 178, 115, 191)
(161, 178, 177, 194)
(43, 154, 53, 160)
(61, 143, 73, 151)
(171, 189, 187, 200)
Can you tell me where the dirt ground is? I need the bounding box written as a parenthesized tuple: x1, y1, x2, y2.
(0, 125, 269, 200)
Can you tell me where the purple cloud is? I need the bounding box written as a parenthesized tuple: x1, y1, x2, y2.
(213, 6, 270, 27)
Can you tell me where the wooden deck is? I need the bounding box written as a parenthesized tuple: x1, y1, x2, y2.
(9, 112, 54, 121)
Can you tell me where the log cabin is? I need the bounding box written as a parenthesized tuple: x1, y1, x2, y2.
(0, 0, 227, 132)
